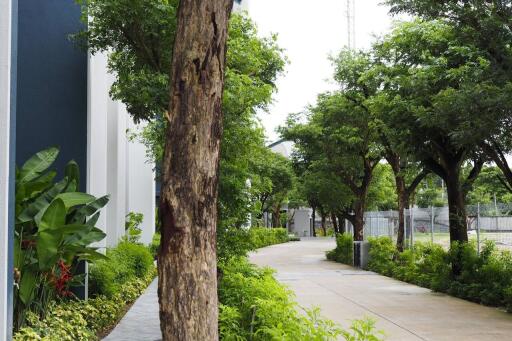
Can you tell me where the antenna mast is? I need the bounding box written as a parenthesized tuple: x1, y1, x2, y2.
(345, 0, 356, 49)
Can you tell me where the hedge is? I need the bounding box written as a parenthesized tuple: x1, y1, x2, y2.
(366, 236, 512, 312)
(326, 233, 354, 265)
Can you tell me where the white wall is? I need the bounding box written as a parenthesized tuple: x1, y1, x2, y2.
(88, 50, 156, 247)
(87, 51, 109, 250)
(106, 91, 128, 247)
(126, 120, 156, 245)
(0, 0, 13, 338)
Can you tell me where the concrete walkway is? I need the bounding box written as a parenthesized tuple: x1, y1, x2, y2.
(249, 238, 512, 341)
(103, 280, 161, 341)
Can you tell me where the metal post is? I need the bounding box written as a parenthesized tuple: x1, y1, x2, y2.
(431, 206, 434, 244)
(477, 203, 481, 254)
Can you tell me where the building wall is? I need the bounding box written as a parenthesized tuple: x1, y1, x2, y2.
(16, 0, 88, 186)
(126, 121, 156, 246)
(0, 0, 16, 338)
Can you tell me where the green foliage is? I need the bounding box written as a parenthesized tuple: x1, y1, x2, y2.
(79, 2, 286, 228)
(250, 148, 296, 227)
(249, 228, 289, 249)
(124, 212, 143, 243)
(367, 237, 512, 311)
(217, 227, 290, 265)
(326, 233, 354, 265)
(14, 148, 109, 330)
(88, 241, 154, 298)
(14, 268, 156, 340)
(149, 232, 161, 258)
(219, 257, 383, 340)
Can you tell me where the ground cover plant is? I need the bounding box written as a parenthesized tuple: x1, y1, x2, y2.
(218, 230, 384, 340)
(13, 240, 157, 340)
(366, 237, 512, 311)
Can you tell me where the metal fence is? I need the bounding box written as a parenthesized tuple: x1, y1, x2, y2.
(345, 203, 512, 252)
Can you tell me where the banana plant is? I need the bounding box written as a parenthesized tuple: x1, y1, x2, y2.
(13, 147, 109, 331)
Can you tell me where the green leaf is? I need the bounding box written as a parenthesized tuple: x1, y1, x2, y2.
(36, 231, 62, 270)
(18, 178, 68, 224)
(19, 268, 37, 305)
(55, 192, 95, 210)
(64, 160, 80, 188)
(18, 147, 59, 184)
(70, 195, 110, 224)
(39, 198, 66, 232)
(86, 212, 100, 227)
(23, 171, 57, 198)
(62, 225, 106, 247)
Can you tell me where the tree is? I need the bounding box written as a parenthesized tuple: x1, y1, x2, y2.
(157, 1, 233, 340)
(250, 148, 295, 227)
(332, 49, 429, 251)
(385, 0, 512, 210)
(79, 2, 285, 231)
(282, 90, 382, 241)
(373, 20, 488, 249)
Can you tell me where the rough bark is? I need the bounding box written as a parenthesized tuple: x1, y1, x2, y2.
(445, 168, 469, 243)
(320, 214, 327, 236)
(352, 200, 365, 241)
(337, 214, 346, 234)
(331, 212, 338, 234)
(272, 205, 281, 228)
(396, 176, 408, 252)
(158, 1, 233, 340)
(311, 206, 317, 237)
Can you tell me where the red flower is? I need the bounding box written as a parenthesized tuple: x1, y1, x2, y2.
(51, 260, 74, 297)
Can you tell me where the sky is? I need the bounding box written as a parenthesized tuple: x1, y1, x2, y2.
(247, 0, 395, 142)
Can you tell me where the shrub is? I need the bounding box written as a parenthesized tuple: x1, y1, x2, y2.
(249, 227, 290, 249)
(89, 241, 154, 297)
(149, 232, 161, 258)
(326, 233, 354, 265)
(14, 268, 156, 340)
(366, 236, 512, 311)
(218, 257, 383, 340)
(367, 237, 395, 275)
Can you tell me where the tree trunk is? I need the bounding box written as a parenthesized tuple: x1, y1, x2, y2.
(321, 214, 327, 236)
(311, 207, 316, 237)
(337, 214, 346, 234)
(395, 176, 407, 252)
(445, 169, 468, 244)
(272, 205, 281, 228)
(158, 1, 233, 340)
(353, 200, 365, 241)
(331, 212, 338, 234)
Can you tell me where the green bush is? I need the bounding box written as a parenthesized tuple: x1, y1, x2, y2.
(326, 233, 354, 265)
(89, 241, 154, 297)
(366, 236, 512, 311)
(149, 232, 161, 258)
(249, 227, 289, 249)
(14, 269, 156, 340)
(218, 257, 382, 340)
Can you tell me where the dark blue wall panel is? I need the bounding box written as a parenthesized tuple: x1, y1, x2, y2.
(16, 0, 87, 188)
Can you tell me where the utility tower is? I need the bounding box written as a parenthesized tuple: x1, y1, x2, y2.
(345, 0, 356, 49)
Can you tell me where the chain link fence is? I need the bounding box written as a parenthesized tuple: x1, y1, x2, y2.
(345, 203, 512, 251)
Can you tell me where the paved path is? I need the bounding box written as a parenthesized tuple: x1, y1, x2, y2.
(249, 238, 512, 341)
(103, 280, 161, 341)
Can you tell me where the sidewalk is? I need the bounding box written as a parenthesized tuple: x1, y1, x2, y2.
(250, 238, 512, 341)
(102, 280, 161, 341)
